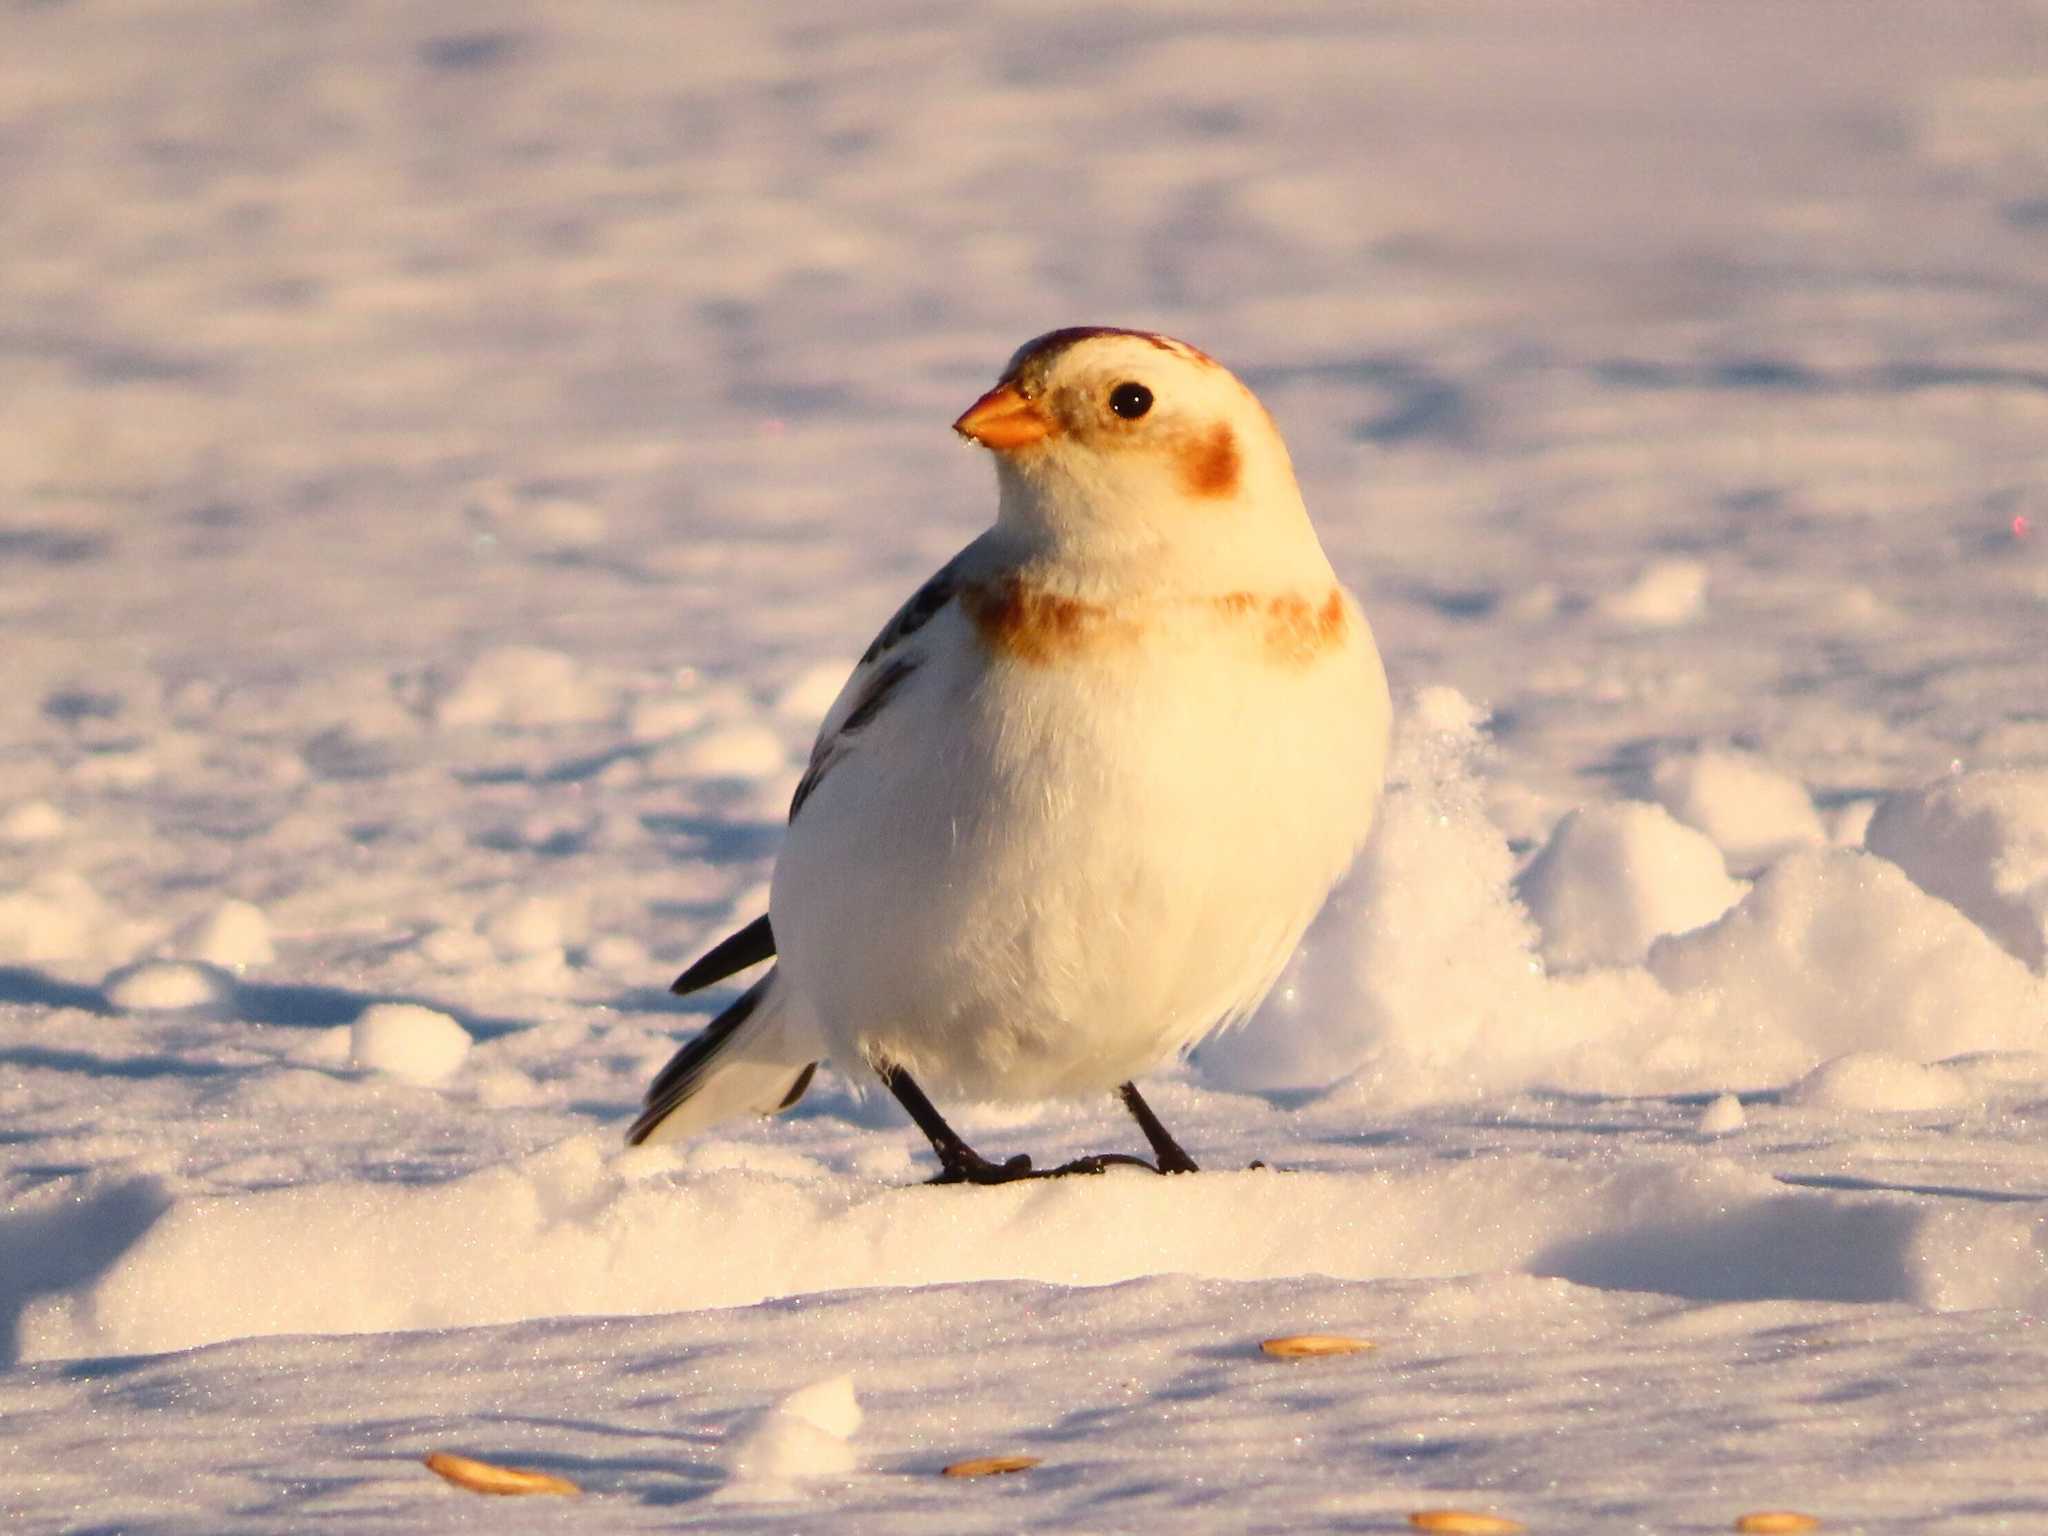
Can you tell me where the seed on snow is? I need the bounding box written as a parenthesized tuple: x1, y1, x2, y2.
(942, 1455, 1041, 1478)
(423, 1450, 580, 1496)
(1260, 1333, 1375, 1358)
(1408, 1511, 1525, 1534)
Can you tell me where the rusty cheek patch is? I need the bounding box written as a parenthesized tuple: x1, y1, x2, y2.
(963, 579, 1135, 665)
(1214, 587, 1350, 665)
(1178, 422, 1240, 499)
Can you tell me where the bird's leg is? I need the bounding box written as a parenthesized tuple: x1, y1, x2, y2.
(880, 1064, 1036, 1185)
(1117, 1081, 1201, 1174)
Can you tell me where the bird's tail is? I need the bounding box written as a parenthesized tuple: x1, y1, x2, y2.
(626, 968, 820, 1146)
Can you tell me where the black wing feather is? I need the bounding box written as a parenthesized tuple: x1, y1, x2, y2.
(669, 913, 776, 995)
(860, 557, 962, 664)
(788, 654, 920, 821)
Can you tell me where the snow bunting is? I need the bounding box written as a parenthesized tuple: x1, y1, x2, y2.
(630, 327, 1391, 1181)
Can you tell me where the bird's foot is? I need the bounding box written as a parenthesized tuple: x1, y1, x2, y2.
(927, 1149, 1037, 1185)
(1041, 1152, 1169, 1177)
(928, 1149, 1200, 1183)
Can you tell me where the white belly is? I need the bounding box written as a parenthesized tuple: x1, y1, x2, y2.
(770, 599, 1390, 1101)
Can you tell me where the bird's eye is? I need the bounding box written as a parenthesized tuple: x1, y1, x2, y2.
(1108, 382, 1153, 420)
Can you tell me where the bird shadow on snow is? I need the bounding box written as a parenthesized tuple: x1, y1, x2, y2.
(0, 1175, 170, 1367)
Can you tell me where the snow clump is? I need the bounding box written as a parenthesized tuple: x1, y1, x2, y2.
(1865, 769, 2048, 970)
(350, 1004, 472, 1084)
(1651, 748, 1827, 870)
(1516, 801, 1746, 969)
(718, 1374, 862, 1499)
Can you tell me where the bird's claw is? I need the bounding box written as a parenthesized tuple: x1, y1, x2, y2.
(927, 1149, 1200, 1184)
(928, 1149, 1035, 1185)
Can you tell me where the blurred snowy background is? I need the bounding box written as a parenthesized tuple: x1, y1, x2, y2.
(4, 3, 2048, 1532)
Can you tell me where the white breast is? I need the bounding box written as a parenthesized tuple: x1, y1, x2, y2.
(770, 591, 1390, 1102)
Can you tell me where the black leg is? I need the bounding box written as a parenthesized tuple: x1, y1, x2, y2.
(880, 1064, 1036, 1184)
(1118, 1082, 1201, 1174)
(880, 1064, 1163, 1184)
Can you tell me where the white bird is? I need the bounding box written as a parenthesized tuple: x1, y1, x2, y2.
(629, 327, 1391, 1181)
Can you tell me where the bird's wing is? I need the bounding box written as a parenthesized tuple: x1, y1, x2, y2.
(666, 550, 975, 996)
(787, 550, 968, 823)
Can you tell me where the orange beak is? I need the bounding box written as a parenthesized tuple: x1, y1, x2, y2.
(952, 381, 1054, 451)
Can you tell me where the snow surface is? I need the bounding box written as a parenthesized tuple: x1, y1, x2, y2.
(6, 2, 2048, 1532)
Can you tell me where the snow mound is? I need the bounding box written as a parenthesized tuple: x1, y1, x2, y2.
(0, 799, 65, 844)
(719, 1374, 862, 1499)
(350, 1004, 472, 1084)
(17, 1132, 2048, 1365)
(1516, 801, 1746, 969)
(1696, 1093, 1746, 1135)
(0, 871, 116, 963)
(1648, 848, 2048, 1077)
(1652, 750, 1827, 871)
(1211, 698, 2046, 1107)
(1865, 770, 2048, 970)
(179, 899, 274, 971)
(433, 646, 614, 729)
(1787, 1052, 1969, 1113)
(1203, 687, 1549, 1094)
(662, 722, 791, 779)
(1595, 558, 1709, 628)
(104, 960, 235, 1014)
(776, 660, 856, 723)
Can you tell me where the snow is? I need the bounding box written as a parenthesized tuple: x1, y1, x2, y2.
(719, 1374, 864, 1499)
(6, 1, 2048, 1531)
(1650, 750, 1830, 873)
(103, 960, 237, 1014)
(1866, 770, 2048, 970)
(1516, 800, 1745, 969)
(351, 1002, 473, 1084)
(181, 898, 278, 971)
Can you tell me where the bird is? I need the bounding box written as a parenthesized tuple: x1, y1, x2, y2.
(628, 326, 1391, 1182)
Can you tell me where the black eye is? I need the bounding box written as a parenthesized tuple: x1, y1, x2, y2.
(1108, 382, 1153, 420)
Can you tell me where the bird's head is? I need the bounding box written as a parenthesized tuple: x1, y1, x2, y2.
(953, 328, 1324, 584)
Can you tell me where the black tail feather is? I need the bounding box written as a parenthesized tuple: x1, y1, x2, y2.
(670, 913, 775, 995)
(642, 978, 765, 1109)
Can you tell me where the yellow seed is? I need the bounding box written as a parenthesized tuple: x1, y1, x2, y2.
(1408, 1511, 1525, 1534)
(1259, 1333, 1376, 1358)
(942, 1454, 1041, 1478)
(1735, 1515, 1821, 1534)
(422, 1450, 580, 1497)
